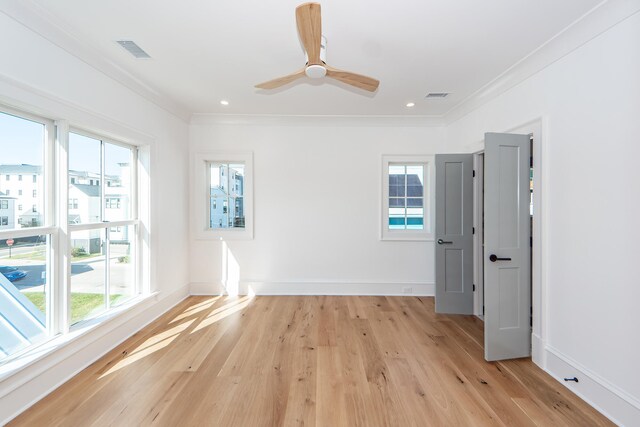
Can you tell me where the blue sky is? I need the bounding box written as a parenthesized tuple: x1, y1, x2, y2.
(1, 111, 130, 176)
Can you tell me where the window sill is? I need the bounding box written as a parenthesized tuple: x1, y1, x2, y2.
(0, 292, 158, 392)
(380, 234, 435, 242)
(195, 228, 253, 241)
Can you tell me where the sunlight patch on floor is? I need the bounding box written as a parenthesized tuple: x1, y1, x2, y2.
(191, 296, 252, 334)
(98, 318, 197, 378)
(170, 296, 222, 323)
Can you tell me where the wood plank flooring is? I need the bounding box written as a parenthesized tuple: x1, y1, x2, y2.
(10, 296, 614, 426)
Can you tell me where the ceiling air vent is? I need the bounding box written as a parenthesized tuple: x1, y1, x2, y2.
(116, 40, 151, 59)
(425, 93, 449, 99)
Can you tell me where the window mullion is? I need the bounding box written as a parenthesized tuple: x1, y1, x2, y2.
(404, 165, 408, 230)
(226, 164, 231, 227)
(100, 140, 105, 222)
(55, 120, 71, 335)
(105, 228, 110, 310)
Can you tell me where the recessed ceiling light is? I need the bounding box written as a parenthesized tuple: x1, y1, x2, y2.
(406, 102, 415, 108)
(220, 100, 229, 106)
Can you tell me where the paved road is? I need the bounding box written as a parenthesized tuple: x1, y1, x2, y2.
(1, 245, 133, 294)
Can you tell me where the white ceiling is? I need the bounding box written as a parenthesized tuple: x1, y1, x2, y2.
(28, 0, 603, 117)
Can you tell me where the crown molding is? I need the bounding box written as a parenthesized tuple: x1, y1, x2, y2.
(0, 0, 191, 123)
(190, 113, 445, 127)
(444, 0, 640, 125)
(3, 0, 638, 126)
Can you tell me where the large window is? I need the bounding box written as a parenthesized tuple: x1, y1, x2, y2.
(381, 155, 434, 241)
(0, 106, 142, 365)
(68, 131, 137, 325)
(0, 109, 52, 361)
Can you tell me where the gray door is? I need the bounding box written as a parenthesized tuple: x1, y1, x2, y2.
(484, 132, 531, 361)
(435, 154, 474, 314)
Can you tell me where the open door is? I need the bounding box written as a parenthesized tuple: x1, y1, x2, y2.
(435, 154, 474, 314)
(484, 132, 531, 361)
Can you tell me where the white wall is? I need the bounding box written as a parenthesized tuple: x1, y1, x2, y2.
(190, 118, 446, 296)
(445, 10, 640, 425)
(0, 10, 190, 423)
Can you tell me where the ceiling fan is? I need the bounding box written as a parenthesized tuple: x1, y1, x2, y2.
(255, 2, 380, 92)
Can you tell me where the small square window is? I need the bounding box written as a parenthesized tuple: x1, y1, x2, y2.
(381, 155, 434, 241)
(194, 152, 253, 240)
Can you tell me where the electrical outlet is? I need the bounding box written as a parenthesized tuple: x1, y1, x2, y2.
(402, 287, 413, 294)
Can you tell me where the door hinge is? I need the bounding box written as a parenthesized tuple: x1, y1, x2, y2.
(530, 306, 533, 327)
(530, 236, 533, 247)
(473, 284, 476, 292)
(472, 227, 475, 235)
(483, 305, 485, 315)
(472, 170, 476, 177)
(530, 156, 533, 167)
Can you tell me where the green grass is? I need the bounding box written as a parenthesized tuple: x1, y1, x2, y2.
(4, 250, 100, 262)
(23, 292, 123, 324)
(5, 248, 46, 261)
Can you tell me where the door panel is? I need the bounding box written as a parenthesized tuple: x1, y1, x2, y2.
(484, 132, 531, 361)
(435, 154, 473, 314)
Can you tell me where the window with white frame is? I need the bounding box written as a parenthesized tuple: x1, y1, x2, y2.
(0, 108, 52, 362)
(193, 152, 253, 240)
(381, 155, 434, 241)
(68, 131, 137, 325)
(0, 105, 143, 366)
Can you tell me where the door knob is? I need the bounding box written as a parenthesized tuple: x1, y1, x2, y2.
(489, 254, 511, 262)
(437, 239, 453, 245)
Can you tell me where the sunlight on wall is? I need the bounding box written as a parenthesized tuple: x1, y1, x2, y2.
(222, 240, 240, 296)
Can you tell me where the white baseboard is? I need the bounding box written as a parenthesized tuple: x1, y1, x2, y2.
(0, 284, 190, 425)
(535, 344, 640, 426)
(190, 281, 225, 295)
(189, 281, 435, 296)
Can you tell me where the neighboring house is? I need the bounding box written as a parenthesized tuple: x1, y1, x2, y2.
(388, 173, 423, 229)
(0, 165, 44, 227)
(69, 169, 120, 187)
(68, 163, 131, 252)
(68, 184, 102, 253)
(104, 163, 131, 243)
(210, 164, 244, 228)
(0, 191, 16, 230)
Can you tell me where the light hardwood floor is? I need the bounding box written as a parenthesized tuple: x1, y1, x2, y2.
(11, 296, 613, 426)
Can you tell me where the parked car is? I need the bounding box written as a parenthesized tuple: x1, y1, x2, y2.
(0, 266, 28, 282)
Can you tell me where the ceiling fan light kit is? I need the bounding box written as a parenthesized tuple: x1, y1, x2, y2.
(305, 64, 327, 79)
(255, 2, 379, 92)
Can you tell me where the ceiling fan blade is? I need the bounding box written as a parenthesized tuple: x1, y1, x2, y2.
(296, 2, 322, 65)
(325, 65, 380, 92)
(255, 69, 306, 89)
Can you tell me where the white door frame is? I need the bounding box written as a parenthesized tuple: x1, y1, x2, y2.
(472, 152, 484, 319)
(471, 118, 545, 365)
